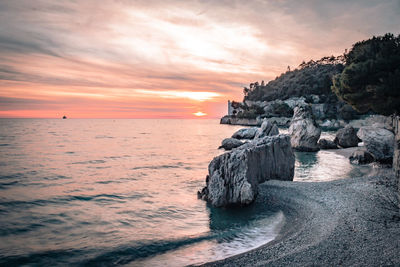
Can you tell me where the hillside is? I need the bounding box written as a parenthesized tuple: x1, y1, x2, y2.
(244, 56, 345, 102)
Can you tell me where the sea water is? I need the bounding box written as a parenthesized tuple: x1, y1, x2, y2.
(0, 119, 369, 266)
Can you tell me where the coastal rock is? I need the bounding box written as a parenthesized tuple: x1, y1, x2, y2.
(262, 117, 291, 127)
(198, 135, 295, 207)
(218, 138, 244, 150)
(357, 127, 395, 163)
(288, 104, 321, 152)
(349, 149, 374, 165)
(318, 119, 342, 130)
(220, 115, 231, 124)
(284, 97, 306, 109)
(254, 120, 279, 139)
(318, 139, 338, 149)
(220, 116, 261, 126)
(232, 127, 258, 139)
(334, 126, 360, 148)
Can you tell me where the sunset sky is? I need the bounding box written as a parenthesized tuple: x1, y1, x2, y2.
(0, 0, 399, 118)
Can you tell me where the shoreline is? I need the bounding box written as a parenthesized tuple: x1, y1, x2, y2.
(202, 168, 399, 266)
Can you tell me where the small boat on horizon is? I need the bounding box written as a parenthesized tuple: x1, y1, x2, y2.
(62, 115, 67, 119)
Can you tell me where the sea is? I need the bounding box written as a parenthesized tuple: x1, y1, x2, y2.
(0, 119, 371, 266)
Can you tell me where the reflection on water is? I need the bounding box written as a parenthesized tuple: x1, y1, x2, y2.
(294, 150, 371, 182)
(0, 119, 372, 266)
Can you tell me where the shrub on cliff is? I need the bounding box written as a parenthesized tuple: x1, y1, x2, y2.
(245, 56, 344, 102)
(332, 33, 400, 115)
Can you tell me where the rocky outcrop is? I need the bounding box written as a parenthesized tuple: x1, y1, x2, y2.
(334, 126, 360, 148)
(349, 149, 374, 165)
(347, 115, 392, 130)
(318, 139, 338, 149)
(219, 138, 244, 150)
(357, 127, 395, 164)
(254, 120, 279, 139)
(198, 135, 295, 207)
(232, 127, 258, 139)
(220, 116, 261, 126)
(288, 104, 321, 152)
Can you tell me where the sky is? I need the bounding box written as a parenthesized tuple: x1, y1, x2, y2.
(0, 0, 399, 118)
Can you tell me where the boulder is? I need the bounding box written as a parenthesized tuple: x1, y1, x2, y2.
(220, 115, 231, 124)
(334, 126, 360, 148)
(318, 119, 342, 130)
(254, 120, 279, 139)
(357, 127, 395, 163)
(232, 127, 258, 139)
(198, 135, 295, 207)
(318, 139, 338, 149)
(284, 97, 306, 109)
(219, 138, 244, 150)
(349, 149, 374, 165)
(262, 117, 291, 127)
(288, 104, 321, 152)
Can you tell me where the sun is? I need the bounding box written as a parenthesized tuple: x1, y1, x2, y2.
(193, 111, 207, 117)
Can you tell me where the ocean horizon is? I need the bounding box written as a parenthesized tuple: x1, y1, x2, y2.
(0, 119, 370, 266)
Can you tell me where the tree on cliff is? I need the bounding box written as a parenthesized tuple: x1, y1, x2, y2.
(332, 33, 400, 115)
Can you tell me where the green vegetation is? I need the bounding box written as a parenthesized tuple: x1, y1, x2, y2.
(244, 56, 345, 102)
(332, 33, 400, 115)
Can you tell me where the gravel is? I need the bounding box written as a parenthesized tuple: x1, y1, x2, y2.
(202, 168, 400, 266)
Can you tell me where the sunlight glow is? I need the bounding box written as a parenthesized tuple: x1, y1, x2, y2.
(193, 111, 207, 117)
(136, 89, 220, 101)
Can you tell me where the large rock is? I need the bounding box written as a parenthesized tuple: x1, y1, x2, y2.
(219, 138, 244, 150)
(334, 126, 360, 148)
(288, 104, 321, 152)
(349, 149, 374, 165)
(232, 127, 258, 139)
(318, 139, 338, 149)
(254, 120, 279, 139)
(357, 127, 395, 163)
(198, 135, 295, 207)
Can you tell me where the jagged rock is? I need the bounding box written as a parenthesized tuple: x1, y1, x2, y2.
(254, 120, 279, 139)
(232, 127, 258, 139)
(262, 117, 291, 127)
(288, 104, 321, 152)
(198, 135, 295, 207)
(284, 97, 306, 109)
(357, 127, 395, 163)
(334, 126, 360, 148)
(349, 149, 374, 165)
(220, 115, 231, 124)
(219, 138, 244, 150)
(318, 119, 342, 130)
(318, 139, 338, 149)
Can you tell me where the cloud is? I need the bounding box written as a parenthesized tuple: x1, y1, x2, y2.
(0, 0, 399, 117)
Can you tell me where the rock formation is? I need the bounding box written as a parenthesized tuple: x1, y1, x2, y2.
(219, 138, 244, 151)
(357, 127, 395, 163)
(318, 139, 338, 149)
(288, 104, 321, 152)
(254, 120, 279, 139)
(231, 127, 258, 139)
(349, 149, 374, 165)
(198, 135, 295, 207)
(334, 126, 360, 148)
